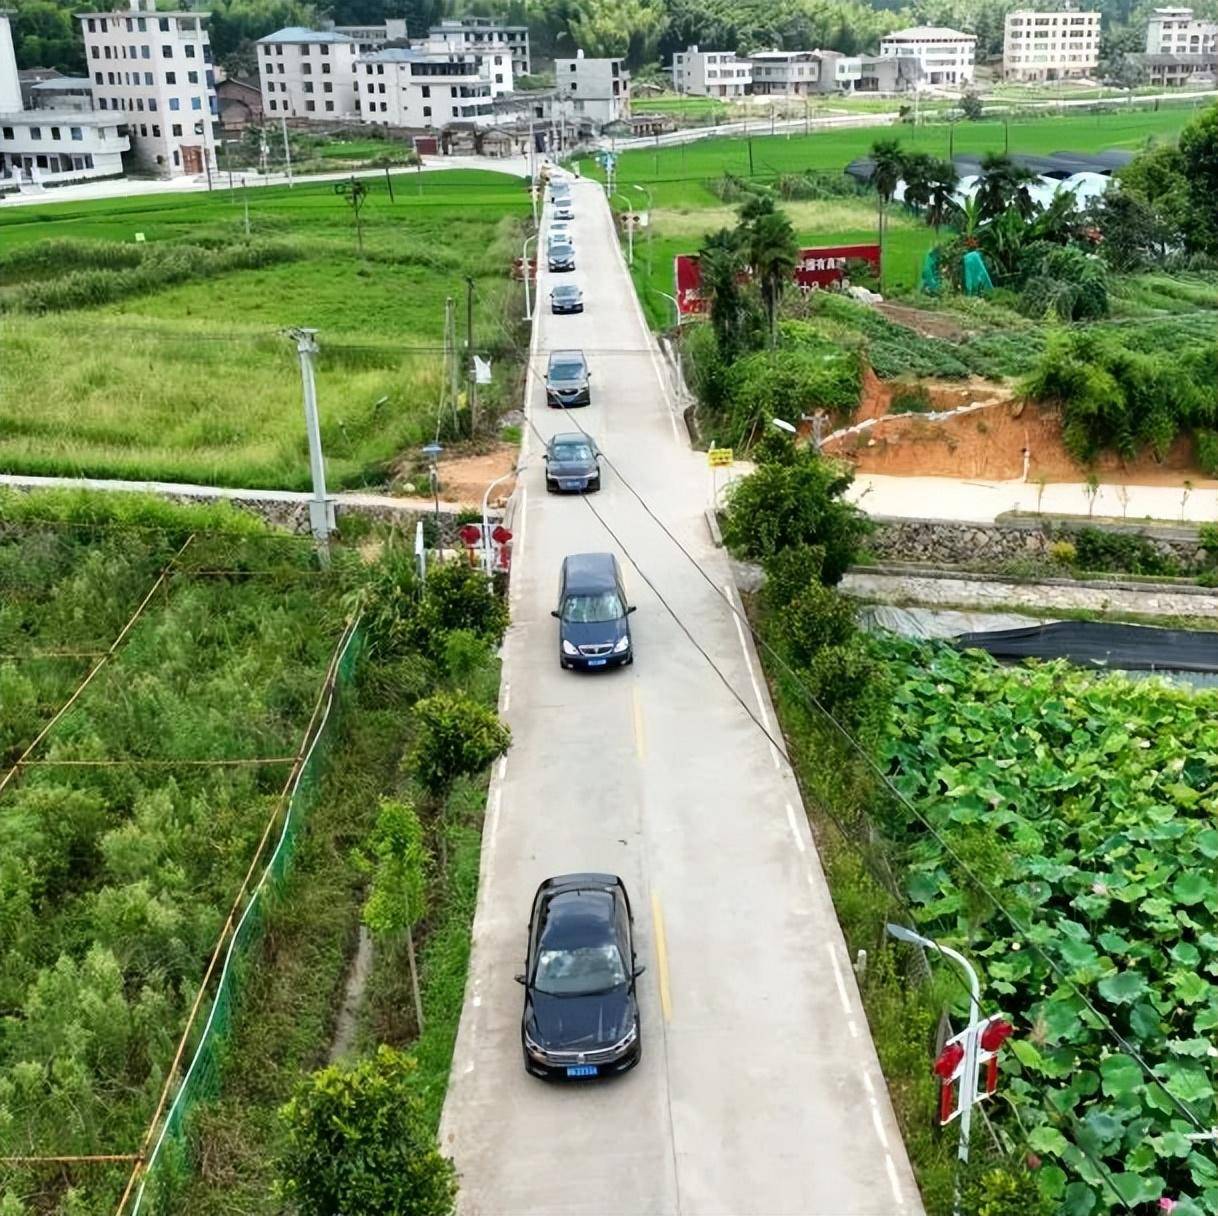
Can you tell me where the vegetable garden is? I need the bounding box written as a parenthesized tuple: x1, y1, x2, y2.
(0, 493, 350, 1213)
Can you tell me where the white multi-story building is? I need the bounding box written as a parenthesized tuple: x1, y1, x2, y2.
(257, 28, 359, 120)
(419, 28, 513, 96)
(1145, 6, 1218, 54)
(553, 50, 629, 124)
(0, 12, 128, 186)
(748, 49, 839, 94)
(1004, 10, 1101, 80)
(333, 18, 408, 53)
(427, 18, 531, 76)
(879, 26, 977, 86)
(671, 45, 752, 97)
(358, 48, 495, 128)
(78, 0, 216, 177)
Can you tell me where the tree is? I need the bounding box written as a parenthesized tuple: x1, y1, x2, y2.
(720, 439, 870, 581)
(925, 158, 961, 233)
(1179, 101, 1218, 253)
(744, 209, 798, 347)
(1086, 188, 1169, 270)
(565, 0, 666, 64)
(867, 138, 905, 289)
(975, 153, 1037, 222)
(698, 226, 748, 357)
(959, 92, 984, 121)
(410, 693, 511, 807)
(363, 799, 429, 1036)
(278, 1046, 457, 1216)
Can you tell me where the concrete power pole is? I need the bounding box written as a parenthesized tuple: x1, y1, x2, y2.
(281, 116, 293, 188)
(465, 276, 478, 434)
(288, 328, 332, 563)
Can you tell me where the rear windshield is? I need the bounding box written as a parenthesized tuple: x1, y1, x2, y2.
(552, 441, 592, 462)
(549, 361, 585, 382)
(562, 592, 624, 624)
(553, 287, 579, 298)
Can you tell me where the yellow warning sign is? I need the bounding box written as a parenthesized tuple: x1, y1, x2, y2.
(707, 447, 733, 467)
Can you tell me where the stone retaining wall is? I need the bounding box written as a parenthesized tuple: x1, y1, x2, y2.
(869, 515, 1211, 573)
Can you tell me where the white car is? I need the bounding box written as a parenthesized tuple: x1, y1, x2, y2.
(548, 223, 573, 247)
(554, 204, 575, 221)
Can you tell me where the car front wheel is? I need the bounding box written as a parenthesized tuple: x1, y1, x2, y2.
(588, 475, 601, 492)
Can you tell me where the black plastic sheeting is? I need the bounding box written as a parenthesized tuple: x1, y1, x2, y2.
(954, 620, 1218, 673)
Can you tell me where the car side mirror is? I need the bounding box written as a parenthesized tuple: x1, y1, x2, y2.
(633, 964, 647, 977)
(514, 973, 527, 985)
(626, 605, 637, 615)
(550, 609, 561, 618)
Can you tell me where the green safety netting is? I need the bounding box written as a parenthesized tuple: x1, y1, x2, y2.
(962, 249, 994, 296)
(133, 621, 365, 1215)
(920, 248, 942, 294)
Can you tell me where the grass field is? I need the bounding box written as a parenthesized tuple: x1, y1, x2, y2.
(0, 170, 530, 489)
(592, 106, 1206, 327)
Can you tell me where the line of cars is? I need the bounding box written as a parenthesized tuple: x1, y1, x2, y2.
(517, 173, 644, 1084)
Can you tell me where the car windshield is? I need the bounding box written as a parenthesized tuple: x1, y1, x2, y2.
(549, 361, 585, 382)
(534, 943, 627, 996)
(562, 592, 623, 623)
(553, 287, 579, 299)
(552, 441, 592, 462)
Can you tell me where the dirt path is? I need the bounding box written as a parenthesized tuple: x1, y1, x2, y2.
(329, 925, 373, 1064)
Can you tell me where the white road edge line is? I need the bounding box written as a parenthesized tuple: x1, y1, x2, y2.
(784, 801, 806, 855)
(885, 1153, 905, 1208)
(825, 941, 852, 1016)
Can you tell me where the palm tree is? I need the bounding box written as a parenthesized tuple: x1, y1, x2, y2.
(699, 227, 747, 356)
(744, 209, 798, 346)
(868, 138, 905, 289)
(901, 151, 936, 213)
(925, 159, 960, 233)
(975, 153, 1038, 223)
(738, 189, 776, 224)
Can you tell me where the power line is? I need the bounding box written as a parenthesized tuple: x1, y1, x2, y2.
(533, 391, 1215, 1140)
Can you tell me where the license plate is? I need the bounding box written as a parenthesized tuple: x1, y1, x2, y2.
(587, 658, 607, 667)
(561, 481, 583, 490)
(566, 1065, 598, 1077)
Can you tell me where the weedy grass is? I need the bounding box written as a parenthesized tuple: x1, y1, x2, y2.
(0, 171, 529, 489)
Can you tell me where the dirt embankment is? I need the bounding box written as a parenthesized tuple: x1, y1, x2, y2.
(825, 368, 1215, 487)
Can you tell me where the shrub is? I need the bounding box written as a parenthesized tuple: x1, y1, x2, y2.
(1071, 527, 1178, 577)
(409, 692, 510, 803)
(759, 544, 829, 613)
(771, 581, 858, 667)
(277, 1046, 457, 1216)
(1018, 247, 1109, 322)
(412, 559, 509, 656)
(888, 382, 932, 414)
(1197, 428, 1218, 477)
(721, 443, 870, 582)
(1048, 539, 1077, 565)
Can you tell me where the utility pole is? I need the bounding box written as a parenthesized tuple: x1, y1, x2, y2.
(465, 277, 477, 434)
(804, 94, 809, 135)
(522, 233, 536, 320)
(281, 116, 293, 188)
(384, 164, 395, 202)
(242, 177, 250, 237)
(445, 296, 459, 412)
(288, 328, 331, 564)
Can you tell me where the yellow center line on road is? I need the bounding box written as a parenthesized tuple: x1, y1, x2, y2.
(631, 683, 646, 760)
(650, 891, 673, 1022)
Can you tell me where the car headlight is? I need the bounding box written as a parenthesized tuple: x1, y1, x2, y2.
(609, 1023, 638, 1054)
(613, 635, 630, 653)
(562, 639, 578, 656)
(524, 1027, 548, 1058)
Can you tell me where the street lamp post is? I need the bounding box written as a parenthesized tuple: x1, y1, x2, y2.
(481, 465, 521, 581)
(522, 233, 536, 321)
(633, 183, 653, 276)
(887, 923, 982, 1213)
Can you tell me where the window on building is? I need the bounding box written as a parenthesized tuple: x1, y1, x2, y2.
(380, 101, 387, 110)
(184, 44, 195, 58)
(323, 81, 332, 92)
(322, 62, 331, 73)
(191, 97, 201, 109)
(144, 71, 153, 84)
(169, 97, 180, 110)
(188, 69, 197, 83)
(152, 124, 160, 135)
(379, 82, 385, 92)
(91, 46, 99, 59)
(140, 123, 147, 135)
(103, 46, 111, 58)
(70, 126, 83, 140)
(50, 126, 60, 139)
(30, 127, 41, 140)
(99, 98, 107, 109)
(268, 98, 276, 110)
(94, 71, 103, 83)
(136, 98, 144, 110)
(173, 149, 180, 165)
(303, 81, 313, 93)
(421, 84, 430, 96)
(325, 100, 334, 109)
(306, 100, 316, 110)
(166, 70, 176, 83)
(320, 42, 330, 54)
(1, 127, 11, 139)
(171, 122, 182, 135)
(162, 45, 172, 57)
(141, 44, 150, 59)
(300, 42, 310, 53)
(87, 18, 95, 31)
(148, 98, 157, 110)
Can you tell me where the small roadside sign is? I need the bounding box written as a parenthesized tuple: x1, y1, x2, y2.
(707, 447, 733, 468)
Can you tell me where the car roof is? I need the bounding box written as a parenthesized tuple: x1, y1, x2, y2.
(539, 889, 617, 949)
(551, 283, 580, 293)
(548, 349, 586, 364)
(561, 552, 619, 592)
(549, 431, 593, 447)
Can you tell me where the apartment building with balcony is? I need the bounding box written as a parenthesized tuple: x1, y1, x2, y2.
(357, 47, 495, 128)
(878, 26, 976, 85)
(671, 45, 752, 97)
(257, 28, 359, 120)
(748, 49, 842, 94)
(428, 18, 531, 76)
(1003, 10, 1101, 81)
(1145, 7, 1218, 54)
(77, 0, 216, 176)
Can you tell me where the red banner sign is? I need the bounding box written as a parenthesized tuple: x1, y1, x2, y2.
(674, 244, 881, 317)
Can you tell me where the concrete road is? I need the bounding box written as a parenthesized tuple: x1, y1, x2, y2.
(440, 176, 923, 1216)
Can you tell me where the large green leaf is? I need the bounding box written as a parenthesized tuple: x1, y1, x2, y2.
(1099, 1053, 1142, 1098)
(1061, 1180, 1097, 1216)
(1172, 871, 1215, 905)
(1027, 1125, 1069, 1155)
(1097, 970, 1148, 1005)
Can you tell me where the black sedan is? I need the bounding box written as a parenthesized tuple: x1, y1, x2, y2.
(544, 432, 600, 492)
(550, 284, 584, 314)
(548, 242, 576, 272)
(517, 873, 644, 1080)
